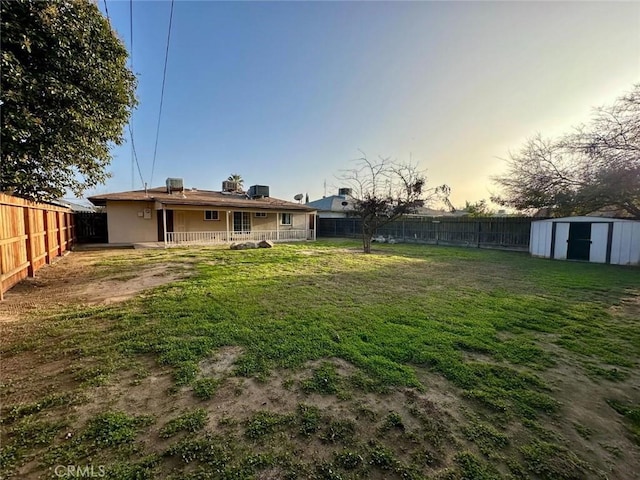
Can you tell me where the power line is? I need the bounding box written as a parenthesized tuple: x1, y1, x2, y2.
(129, 123, 145, 188)
(150, 0, 175, 187)
(130, 0, 134, 189)
(103, 0, 110, 22)
(127, 0, 145, 189)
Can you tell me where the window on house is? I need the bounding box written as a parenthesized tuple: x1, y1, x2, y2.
(255, 212, 267, 218)
(281, 213, 292, 225)
(204, 210, 219, 221)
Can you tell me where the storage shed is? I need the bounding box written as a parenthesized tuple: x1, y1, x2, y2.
(530, 217, 640, 265)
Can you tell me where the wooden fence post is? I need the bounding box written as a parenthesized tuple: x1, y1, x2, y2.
(0, 244, 4, 301)
(23, 207, 34, 276)
(68, 213, 75, 246)
(43, 211, 52, 264)
(57, 211, 64, 255)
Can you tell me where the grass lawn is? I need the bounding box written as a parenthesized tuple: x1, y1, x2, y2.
(1, 240, 639, 479)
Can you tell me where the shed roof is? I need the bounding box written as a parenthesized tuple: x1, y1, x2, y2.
(88, 187, 316, 212)
(533, 216, 639, 223)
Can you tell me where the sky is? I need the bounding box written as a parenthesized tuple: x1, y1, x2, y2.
(86, 0, 640, 208)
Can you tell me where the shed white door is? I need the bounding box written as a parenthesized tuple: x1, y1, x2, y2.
(589, 223, 609, 263)
(554, 223, 569, 259)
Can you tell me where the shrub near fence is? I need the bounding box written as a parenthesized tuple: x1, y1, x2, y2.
(0, 193, 74, 300)
(318, 216, 535, 251)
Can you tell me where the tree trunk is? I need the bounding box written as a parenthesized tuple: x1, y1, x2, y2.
(362, 232, 372, 254)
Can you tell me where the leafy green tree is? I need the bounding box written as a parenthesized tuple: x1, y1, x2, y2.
(1, 0, 136, 202)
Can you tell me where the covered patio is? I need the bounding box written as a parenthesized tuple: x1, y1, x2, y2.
(158, 205, 316, 247)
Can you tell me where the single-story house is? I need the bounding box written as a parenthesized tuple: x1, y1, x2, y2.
(530, 216, 640, 265)
(88, 178, 317, 246)
(306, 188, 356, 218)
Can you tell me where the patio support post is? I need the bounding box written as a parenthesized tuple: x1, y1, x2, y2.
(163, 207, 168, 247)
(226, 211, 230, 242)
(276, 213, 280, 241)
(314, 214, 317, 241)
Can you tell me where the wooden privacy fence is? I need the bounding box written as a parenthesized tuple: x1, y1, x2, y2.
(0, 193, 75, 300)
(318, 216, 536, 251)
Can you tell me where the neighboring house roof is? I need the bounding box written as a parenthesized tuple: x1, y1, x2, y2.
(304, 196, 468, 217)
(306, 195, 355, 213)
(412, 207, 468, 217)
(53, 199, 98, 212)
(88, 187, 316, 212)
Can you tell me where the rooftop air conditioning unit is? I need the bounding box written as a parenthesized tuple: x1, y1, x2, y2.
(248, 185, 270, 199)
(338, 188, 353, 197)
(222, 181, 240, 192)
(166, 177, 184, 193)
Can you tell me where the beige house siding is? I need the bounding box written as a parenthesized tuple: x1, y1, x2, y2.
(106, 201, 157, 243)
(251, 212, 274, 231)
(175, 209, 227, 232)
(171, 209, 308, 233)
(106, 201, 313, 243)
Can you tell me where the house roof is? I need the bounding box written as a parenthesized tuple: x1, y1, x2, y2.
(53, 199, 98, 212)
(88, 187, 316, 212)
(306, 195, 355, 213)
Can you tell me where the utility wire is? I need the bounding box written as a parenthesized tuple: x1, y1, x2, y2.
(127, 0, 145, 189)
(150, 0, 175, 187)
(103, 0, 110, 22)
(129, 123, 145, 188)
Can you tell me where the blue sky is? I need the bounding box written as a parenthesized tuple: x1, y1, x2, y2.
(88, 0, 640, 208)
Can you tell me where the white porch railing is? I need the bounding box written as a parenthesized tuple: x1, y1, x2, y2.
(165, 229, 311, 246)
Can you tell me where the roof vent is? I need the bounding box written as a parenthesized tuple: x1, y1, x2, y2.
(248, 185, 270, 199)
(166, 177, 184, 193)
(338, 188, 352, 197)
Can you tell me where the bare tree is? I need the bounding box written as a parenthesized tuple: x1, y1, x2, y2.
(492, 84, 640, 217)
(340, 153, 449, 253)
(491, 134, 584, 216)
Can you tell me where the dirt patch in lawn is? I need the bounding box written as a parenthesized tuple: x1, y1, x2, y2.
(611, 289, 640, 317)
(0, 249, 191, 322)
(13, 355, 462, 479)
(542, 360, 640, 479)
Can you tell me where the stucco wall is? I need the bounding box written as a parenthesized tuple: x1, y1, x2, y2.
(175, 209, 227, 232)
(106, 201, 157, 243)
(105, 203, 311, 243)
(172, 209, 308, 232)
(252, 212, 276, 231)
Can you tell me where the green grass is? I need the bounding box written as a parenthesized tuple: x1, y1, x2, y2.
(192, 377, 220, 400)
(160, 408, 208, 438)
(1, 240, 638, 479)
